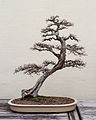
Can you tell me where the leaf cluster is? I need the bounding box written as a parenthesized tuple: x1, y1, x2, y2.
(15, 16, 86, 76)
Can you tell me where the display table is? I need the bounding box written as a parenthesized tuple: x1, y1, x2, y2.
(0, 99, 96, 120)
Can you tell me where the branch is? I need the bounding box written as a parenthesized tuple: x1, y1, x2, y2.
(58, 26, 67, 31)
(31, 43, 60, 58)
(41, 27, 56, 34)
(63, 59, 86, 68)
(46, 16, 59, 24)
(64, 34, 79, 42)
(14, 64, 45, 75)
(41, 27, 58, 41)
(51, 51, 60, 58)
(43, 60, 56, 66)
(67, 44, 86, 56)
(46, 16, 73, 27)
(59, 19, 73, 27)
(31, 42, 60, 50)
(14, 60, 56, 75)
(42, 33, 61, 42)
(42, 16, 73, 43)
(42, 37, 57, 42)
(42, 33, 55, 37)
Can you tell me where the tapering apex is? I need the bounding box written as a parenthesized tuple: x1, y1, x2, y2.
(46, 15, 73, 27)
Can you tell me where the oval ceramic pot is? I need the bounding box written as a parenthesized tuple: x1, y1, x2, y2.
(8, 97, 77, 113)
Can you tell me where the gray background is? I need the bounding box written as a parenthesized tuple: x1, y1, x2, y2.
(0, 0, 96, 99)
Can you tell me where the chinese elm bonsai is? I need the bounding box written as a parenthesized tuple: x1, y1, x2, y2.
(14, 15, 86, 99)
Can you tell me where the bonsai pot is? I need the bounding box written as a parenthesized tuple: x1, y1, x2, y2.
(8, 97, 77, 113)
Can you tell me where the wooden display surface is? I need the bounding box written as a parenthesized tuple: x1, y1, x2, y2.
(0, 99, 96, 120)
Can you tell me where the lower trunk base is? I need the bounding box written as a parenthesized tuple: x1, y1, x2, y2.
(21, 89, 38, 98)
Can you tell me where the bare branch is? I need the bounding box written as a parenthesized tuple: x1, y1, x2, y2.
(51, 50, 60, 58)
(64, 59, 86, 68)
(67, 44, 86, 56)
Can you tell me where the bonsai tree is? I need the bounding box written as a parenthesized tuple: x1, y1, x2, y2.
(15, 16, 86, 98)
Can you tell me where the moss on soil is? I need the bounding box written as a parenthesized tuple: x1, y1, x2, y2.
(12, 96, 75, 105)
(22, 95, 55, 102)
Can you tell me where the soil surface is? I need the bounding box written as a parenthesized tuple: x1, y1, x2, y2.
(12, 96, 75, 105)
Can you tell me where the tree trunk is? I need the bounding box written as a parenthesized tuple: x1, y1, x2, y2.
(21, 65, 60, 98)
(21, 72, 50, 98)
(21, 40, 66, 98)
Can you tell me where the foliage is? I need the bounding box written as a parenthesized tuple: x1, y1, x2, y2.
(15, 16, 86, 76)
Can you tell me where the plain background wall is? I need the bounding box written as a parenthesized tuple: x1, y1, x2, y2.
(0, 0, 96, 99)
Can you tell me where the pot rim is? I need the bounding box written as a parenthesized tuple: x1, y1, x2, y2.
(8, 97, 77, 107)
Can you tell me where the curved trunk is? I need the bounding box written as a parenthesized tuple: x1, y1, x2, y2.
(21, 73, 48, 98)
(21, 65, 60, 98)
(21, 40, 66, 98)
